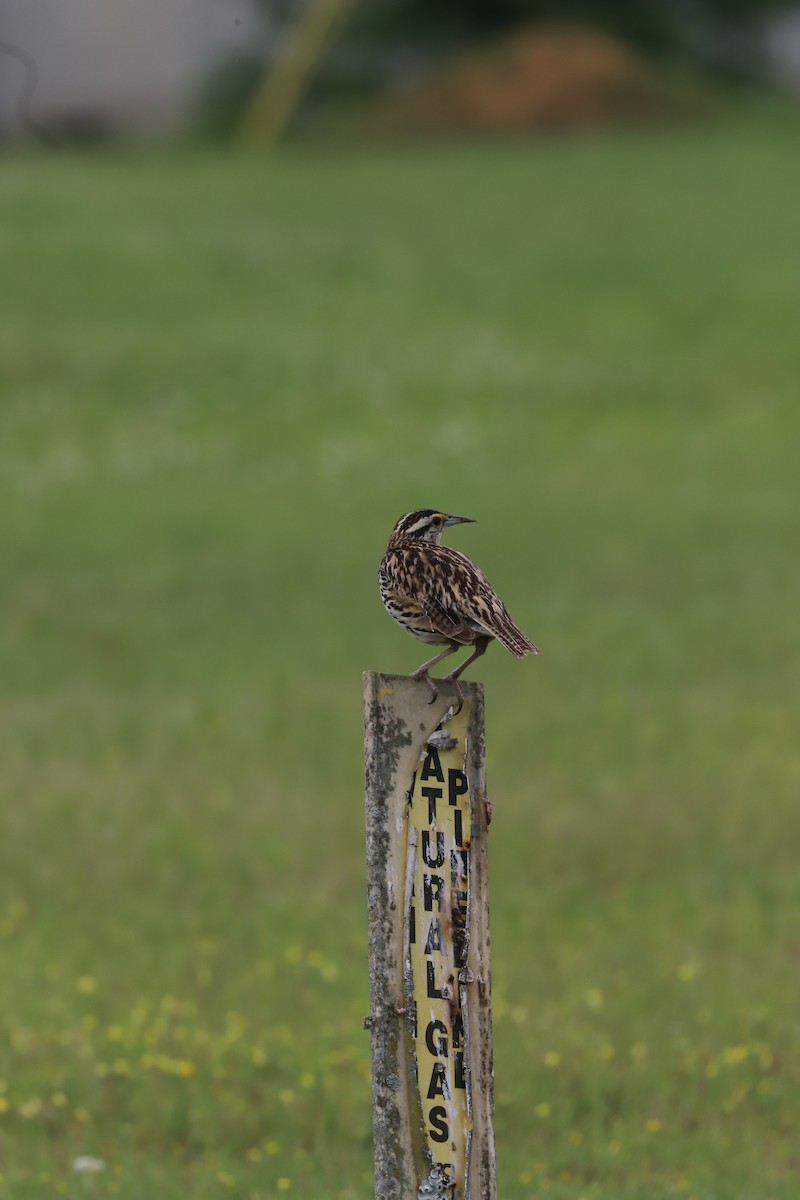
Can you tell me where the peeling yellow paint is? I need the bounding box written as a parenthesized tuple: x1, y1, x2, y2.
(407, 702, 471, 1195)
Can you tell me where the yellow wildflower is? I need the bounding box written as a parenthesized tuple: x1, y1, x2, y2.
(18, 1097, 43, 1119)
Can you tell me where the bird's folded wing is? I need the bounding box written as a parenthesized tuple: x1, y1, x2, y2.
(426, 546, 512, 640)
(418, 594, 473, 644)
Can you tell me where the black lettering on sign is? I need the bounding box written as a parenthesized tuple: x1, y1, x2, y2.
(453, 808, 464, 848)
(420, 748, 444, 783)
(454, 1049, 466, 1090)
(448, 768, 468, 806)
(422, 831, 445, 868)
(423, 874, 443, 912)
(429, 1105, 449, 1143)
(452, 1012, 463, 1049)
(426, 960, 445, 999)
(424, 917, 444, 954)
(425, 1019, 448, 1057)
(421, 785, 442, 824)
(427, 1061, 450, 1100)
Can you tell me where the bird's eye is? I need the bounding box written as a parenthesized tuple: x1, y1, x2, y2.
(431, 516, 443, 526)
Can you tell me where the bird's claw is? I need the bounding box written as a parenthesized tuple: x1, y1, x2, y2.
(412, 670, 465, 714)
(442, 673, 465, 717)
(412, 671, 440, 704)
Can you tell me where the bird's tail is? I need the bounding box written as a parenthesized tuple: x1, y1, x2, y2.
(492, 615, 539, 658)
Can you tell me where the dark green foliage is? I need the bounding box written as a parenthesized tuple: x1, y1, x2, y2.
(347, 0, 782, 63)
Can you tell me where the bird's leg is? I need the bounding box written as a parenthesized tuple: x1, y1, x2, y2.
(447, 676, 465, 715)
(446, 636, 491, 683)
(443, 637, 491, 713)
(411, 643, 460, 704)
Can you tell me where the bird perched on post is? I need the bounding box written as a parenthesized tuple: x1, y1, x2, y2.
(379, 509, 539, 705)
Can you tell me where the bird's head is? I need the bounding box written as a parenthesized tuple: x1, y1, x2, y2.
(388, 509, 476, 546)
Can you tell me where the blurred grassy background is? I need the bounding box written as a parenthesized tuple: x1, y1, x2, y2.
(1, 113, 800, 1198)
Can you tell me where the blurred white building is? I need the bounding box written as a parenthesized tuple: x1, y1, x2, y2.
(762, 7, 800, 95)
(0, 0, 263, 141)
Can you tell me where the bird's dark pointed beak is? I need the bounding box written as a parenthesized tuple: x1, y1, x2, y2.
(443, 514, 476, 526)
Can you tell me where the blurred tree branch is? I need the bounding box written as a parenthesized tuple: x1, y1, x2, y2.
(238, 0, 357, 146)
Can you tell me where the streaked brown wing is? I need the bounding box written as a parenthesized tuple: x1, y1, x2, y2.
(417, 593, 473, 645)
(434, 546, 537, 655)
(427, 546, 512, 636)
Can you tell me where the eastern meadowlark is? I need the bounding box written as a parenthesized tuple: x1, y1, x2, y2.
(379, 509, 539, 705)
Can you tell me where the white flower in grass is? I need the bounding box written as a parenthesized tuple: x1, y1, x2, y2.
(72, 1156, 106, 1173)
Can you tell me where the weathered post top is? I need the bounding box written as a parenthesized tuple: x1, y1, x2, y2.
(364, 671, 496, 1200)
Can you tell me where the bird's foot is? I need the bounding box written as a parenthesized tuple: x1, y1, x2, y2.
(441, 672, 465, 716)
(411, 669, 439, 704)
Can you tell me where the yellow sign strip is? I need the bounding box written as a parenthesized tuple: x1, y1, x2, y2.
(407, 702, 472, 1196)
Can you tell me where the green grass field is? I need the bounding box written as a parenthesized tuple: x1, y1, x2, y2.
(1, 114, 799, 1199)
